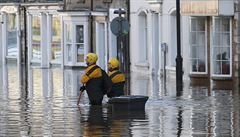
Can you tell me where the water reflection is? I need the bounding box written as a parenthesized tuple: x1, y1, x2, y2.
(0, 64, 239, 136)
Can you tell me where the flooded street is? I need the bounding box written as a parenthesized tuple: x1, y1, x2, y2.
(0, 64, 239, 137)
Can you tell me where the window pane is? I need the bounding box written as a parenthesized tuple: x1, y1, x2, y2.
(197, 19, 205, 31)
(197, 32, 205, 45)
(214, 18, 220, 32)
(222, 61, 230, 74)
(51, 16, 61, 61)
(213, 33, 221, 46)
(191, 46, 197, 58)
(213, 61, 221, 74)
(52, 17, 61, 43)
(191, 59, 198, 72)
(222, 18, 230, 32)
(67, 44, 72, 62)
(76, 25, 84, 43)
(191, 18, 196, 31)
(77, 44, 84, 62)
(7, 14, 17, 57)
(222, 33, 230, 46)
(51, 43, 61, 61)
(66, 24, 72, 43)
(190, 32, 196, 44)
(32, 16, 41, 60)
(221, 47, 230, 61)
(198, 59, 205, 72)
(213, 48, 221, 61)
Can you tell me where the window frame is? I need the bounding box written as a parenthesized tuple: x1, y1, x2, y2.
(211, 17, 232, 77)
(189, 17, 208, 75)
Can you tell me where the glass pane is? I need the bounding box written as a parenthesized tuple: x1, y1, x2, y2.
(213, 61, 221, 74)
(213, 33, 221, 46)
(198, 59, 205, 72)
(214, 18, 220, 32)
(191, 59, 198, 72)
(221, 47, 230, 61)
(67, 44, 72, 62)
(51, 16, 61, 61)
(198, 46, 205, 59)
(213, 47, 221, 61)
(191, 18, 196, 31)
(7, 14, 17, 57)
(197, 32, 205, 45)
(222, 33, 230, 46)
(32, 16, 41, 60)
(66, 23, 72, 43)
(76, 25, 84, 43)
(222, 18, 230, 32)
(77, 44, 84, 62)
(52, 17, 61, 43)
(222, 61, 230, 74)
(190, 32, 196, 44)
(191, 46, 197, 58)
(197, 19, 205, 31)
(51, 43, 61, 61)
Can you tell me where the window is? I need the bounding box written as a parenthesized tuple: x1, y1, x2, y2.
(6, 13, 17, 57)
(212, 17, 231, 76)
(65, 23, 72, 62)
(32, 15, 41, 60)
(138, 12, 148, 63)
(51, 16, 61, 62)
(76, 25, 84, 62)
(190, 17, 207, 73)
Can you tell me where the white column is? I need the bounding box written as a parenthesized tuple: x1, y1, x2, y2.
(60, 15, 64, 68)
(2, 13, 7, 65)
(148, 12, 153, 74)
(0, 13, 2, 66)
(17, 12, 21, 66)
(27, 13, 32, 65)
(41, 13, 48, 68)
(158, 12, 162, 76)
(47, 13, 52, 68)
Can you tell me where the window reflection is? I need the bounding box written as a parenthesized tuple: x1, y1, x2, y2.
(76, 25, 84, 63)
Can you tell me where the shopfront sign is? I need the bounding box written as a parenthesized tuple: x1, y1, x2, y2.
(1, 6, 18, 13)
(181, 0, 234, 16)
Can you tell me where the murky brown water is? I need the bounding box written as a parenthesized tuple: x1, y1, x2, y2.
(0, 64, 239, 137)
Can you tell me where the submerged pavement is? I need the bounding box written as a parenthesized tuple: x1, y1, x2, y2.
(0, 64, 239, 137)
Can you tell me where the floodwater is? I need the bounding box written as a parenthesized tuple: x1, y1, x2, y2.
(0, 63, 239, 137)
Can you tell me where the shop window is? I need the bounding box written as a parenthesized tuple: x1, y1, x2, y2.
(65, 23, 72, 62)
(76, 25, 84, 62)
(32, 15, 41, 60)
(51, 16, 61, 62)
(6, 13, 17, 57)
(138, 11, 148, 63)
(189, 17, 207, 74)
(212, 17, 231, 76)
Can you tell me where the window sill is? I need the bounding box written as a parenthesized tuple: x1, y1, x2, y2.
(189, 73, 208, 78)
(211, 76, 232, 81)
(165, 66, 176, 71)
(135, 62, 149, 68)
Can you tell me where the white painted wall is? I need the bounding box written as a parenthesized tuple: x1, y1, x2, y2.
(130, 0, 161, 75)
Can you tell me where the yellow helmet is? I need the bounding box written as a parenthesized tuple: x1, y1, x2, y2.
(86, 53, 98, 64)
(108, 58, 119, 69)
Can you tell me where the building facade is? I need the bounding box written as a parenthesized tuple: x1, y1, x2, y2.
(130, 0, 240, 87)
(0, 0, 128, 71)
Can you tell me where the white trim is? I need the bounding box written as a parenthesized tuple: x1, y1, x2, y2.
(41, 13, 48, 68)
(17, 12, 21, 66)
(2, 13, 6, 65)
(60, 15, 64, 68)
(59, 12, 90, 17)
(27, 13, 32, 65)
(0, 14, 2, 65)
